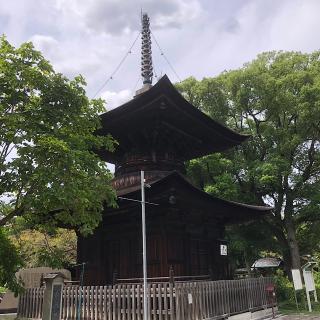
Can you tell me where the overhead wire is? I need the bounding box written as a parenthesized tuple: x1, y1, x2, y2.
(93, 32, 141, 98)
(153, 62, 159, 82)
(150, 30, 182, 83)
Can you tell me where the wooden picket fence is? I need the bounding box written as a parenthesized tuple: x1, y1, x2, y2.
(18, 287, 44, 319)
(174, 277, 273, 320)
(17, 277, 275, 319)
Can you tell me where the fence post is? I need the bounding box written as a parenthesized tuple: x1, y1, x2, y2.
(112, 270, 118, 285)
(169, 281, 175, 320)
(169, 266, 175, 285)
(245, 278, 252, 312)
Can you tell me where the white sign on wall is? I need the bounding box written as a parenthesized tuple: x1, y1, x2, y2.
(220, 244, 228, 256)
(291, 269, 303, 291)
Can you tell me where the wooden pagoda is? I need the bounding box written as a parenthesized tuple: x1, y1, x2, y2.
(77, 14, 272, 285)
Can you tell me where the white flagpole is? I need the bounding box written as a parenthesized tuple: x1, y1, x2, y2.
(141, 170, 148, 320)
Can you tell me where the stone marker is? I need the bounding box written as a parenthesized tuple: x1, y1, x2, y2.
(42, 273, 65, 320)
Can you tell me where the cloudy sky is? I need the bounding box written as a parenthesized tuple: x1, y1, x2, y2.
(1, 0, 320, 110)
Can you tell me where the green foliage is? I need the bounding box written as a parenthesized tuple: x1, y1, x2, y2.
(186, 154, 238, 200)
(273, 270, 295, 303)
(274, 270, 320, 314)
(9, 225, 76, 269)
(0, 36, 117, 234)
(178, 51, 320, 271)
(0, 227, 23, 294)
(36, 245, 73, 269)
(297, 221, 320, 256)
(227, 222, 281, 272)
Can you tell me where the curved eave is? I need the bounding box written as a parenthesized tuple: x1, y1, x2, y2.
(97, 75, 249, 162)
(114, 171, 273, 223)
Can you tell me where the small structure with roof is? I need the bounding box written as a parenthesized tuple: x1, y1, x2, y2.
(252, 258, 283, 269)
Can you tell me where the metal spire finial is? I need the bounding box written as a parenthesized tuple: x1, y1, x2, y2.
(141, 13, 153, 85)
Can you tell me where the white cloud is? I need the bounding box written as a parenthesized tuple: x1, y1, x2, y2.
(2, 0, 320, 104)
(106, 162, 115, 173)
(29, 34, 59, 55)
(101, 89, 132, 110)
(268, 0, 320, 51)
(168, 0, 320, 80)
(55, 0, 202, 35)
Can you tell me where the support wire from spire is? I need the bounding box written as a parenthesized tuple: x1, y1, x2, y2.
(151, 30, 182, 83)
(93, 32, 140, 98)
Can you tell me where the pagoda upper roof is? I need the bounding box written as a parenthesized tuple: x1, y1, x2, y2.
(97, 75, 249, 163)
(109, 171, 272, 224)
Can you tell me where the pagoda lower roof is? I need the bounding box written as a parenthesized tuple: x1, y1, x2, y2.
(97, 75, 249, 163)
(109, 171, 272, 224)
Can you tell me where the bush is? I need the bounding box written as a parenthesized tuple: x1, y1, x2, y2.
(273, 270, 295, 303)
(0, 228, 23, 294)
(274, 270, 320, 312)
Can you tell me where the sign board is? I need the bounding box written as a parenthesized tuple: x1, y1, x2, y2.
(220, 244, 227, 256)
(291, 269, 303, 291)
(51, 284, 62, 320)
(303, 270, 315, 292)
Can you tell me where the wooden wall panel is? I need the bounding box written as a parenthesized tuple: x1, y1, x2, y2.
(78, 206, 231, 284)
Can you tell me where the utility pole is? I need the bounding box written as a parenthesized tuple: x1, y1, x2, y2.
(118, 170, 157, 319)
(141, 170, 148, 320)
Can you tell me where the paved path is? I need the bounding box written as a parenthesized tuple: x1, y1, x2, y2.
(1, 313, 319, 320)
(278, 315, 320, 319)
(0, 315, 16, 320)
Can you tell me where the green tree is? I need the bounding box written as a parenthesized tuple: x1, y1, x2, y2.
(0, 36, 116, 232)
(178, 51, 320, 273)
(0, 225, 23, 294)
(0, 37, 117, 291)
(227, 222, 281, 275)
(9, 222, 77, 269)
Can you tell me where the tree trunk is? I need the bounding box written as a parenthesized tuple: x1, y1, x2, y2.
(284, 217, 301, 270)
(244, 249, 252, 276)
(264, 216, 293, 277)
(282, 249, 292, 279)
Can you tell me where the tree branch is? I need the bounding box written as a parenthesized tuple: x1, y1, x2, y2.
(0, 206, 25, 226)
(294, 139, 316, 192)
(0, 206, 65, 227)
